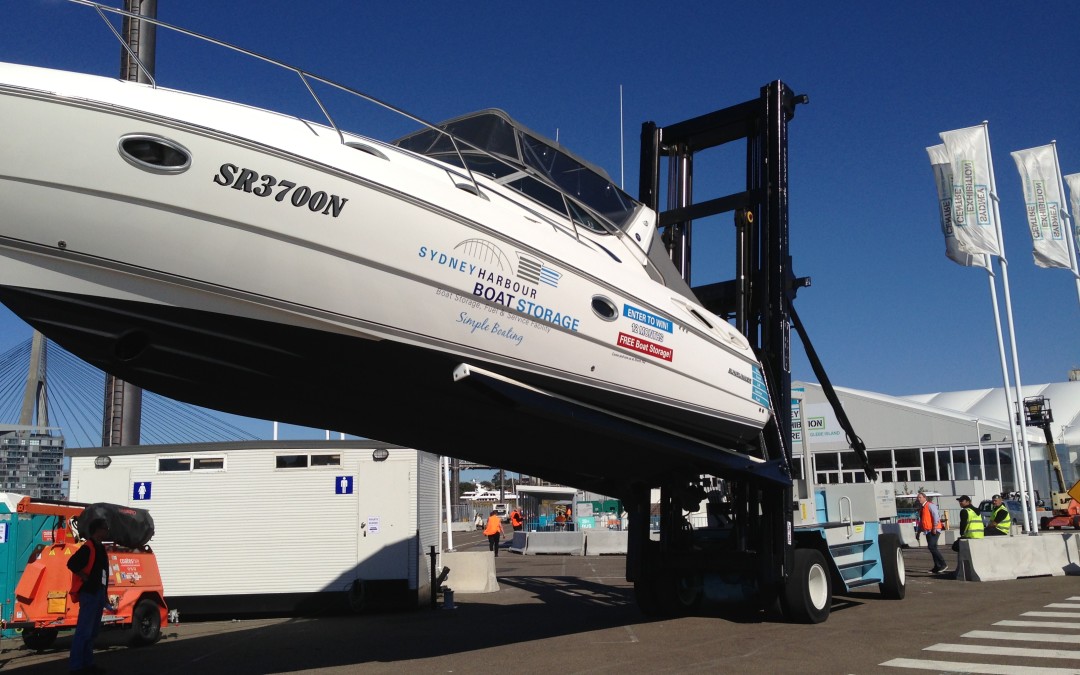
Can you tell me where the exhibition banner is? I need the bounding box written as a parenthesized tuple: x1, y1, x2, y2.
(927, 143, 989, 269)
(940, 124, 1001, 257)
(1010, 144, 1072, 269)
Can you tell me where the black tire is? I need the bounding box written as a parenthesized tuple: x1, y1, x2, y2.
(131, 599, 162, 646)
(877, 533, 906, 599)
(22, 627, 58, 651)
(1041, 516, 1051, 531)
(657, 573, 703, 616)
(780, 548, 832, 624)
(633, 577, 662, 616)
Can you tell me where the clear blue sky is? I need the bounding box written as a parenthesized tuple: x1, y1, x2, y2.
(1, 2, 1079, 445)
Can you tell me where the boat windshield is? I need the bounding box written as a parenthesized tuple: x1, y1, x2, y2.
(394, 110, 639, 232)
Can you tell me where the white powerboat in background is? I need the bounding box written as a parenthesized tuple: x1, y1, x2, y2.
(0, 2, 778, 495)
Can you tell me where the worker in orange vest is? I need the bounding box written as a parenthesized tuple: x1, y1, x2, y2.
(483, 510, 506, 556)
(67, 518, 110, 674)
(510, 507, 524, 532)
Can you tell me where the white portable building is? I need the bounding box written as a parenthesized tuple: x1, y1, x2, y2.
(67, 440, 440, 616)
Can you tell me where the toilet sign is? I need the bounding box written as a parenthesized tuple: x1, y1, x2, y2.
(133, 481, 152, 501)
(335, 476, 353, 494)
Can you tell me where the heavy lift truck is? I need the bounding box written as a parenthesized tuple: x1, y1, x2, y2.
(5, 496, 166, 650)
(1021, 396, 1080, 531)
(619, 81, 905, 621)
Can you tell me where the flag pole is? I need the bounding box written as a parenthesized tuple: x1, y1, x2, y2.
(983, 267, 1029, 506)
(983, 122, 1038, 534)
(1051, 141, 1080, 309)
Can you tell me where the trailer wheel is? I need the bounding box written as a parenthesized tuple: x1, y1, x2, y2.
(131, 599, 162, 646)
(1041, 516, 1051, 531)
(780, 548, 831, 624)
(22, 627, 58, 651)
(878, 533, 906, 599)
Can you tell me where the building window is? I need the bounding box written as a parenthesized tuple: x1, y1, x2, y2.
(158, 456, 226, 472)
(275, 453, 341, 469)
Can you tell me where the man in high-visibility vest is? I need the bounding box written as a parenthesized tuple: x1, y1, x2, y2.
(916, 491, 946, 574)
(956, 495, 984, 540)
(67, 518, 110, 674)
(984, 494, 1012, 536)
(483, 510, 506, 556)
(510, 508, 524, 532)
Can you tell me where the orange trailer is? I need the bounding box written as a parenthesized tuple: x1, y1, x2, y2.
(5, 497, 167, 650)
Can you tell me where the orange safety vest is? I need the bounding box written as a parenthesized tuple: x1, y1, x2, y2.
(510, 511, 523, 526)
(483, 515, 502, 536)
(69, 541, 97, 595)
(918, 501, 938, 532)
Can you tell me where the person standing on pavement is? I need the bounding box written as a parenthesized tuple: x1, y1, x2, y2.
(483, 510, 506, 556)
(510, 507, 524, 532)
(916, 491, 947, 574)
(956, 495, 984, 541)
(67, 518, 110, 675)
(985, 494, 1012, 536)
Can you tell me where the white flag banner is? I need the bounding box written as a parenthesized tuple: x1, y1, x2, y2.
(927, 144, 989, 269)
(940, 125, 1001, 257)
(1065, 173, 1080, 245)
(1010, 144, 1071, 269)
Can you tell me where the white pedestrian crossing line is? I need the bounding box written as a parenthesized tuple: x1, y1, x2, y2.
(1026, 611, 1080, 618)
(926, 641, 1080, 659)
(963, 630, 1080, 644)
(882, 595, 1080, 673)
(880, 658, 1080, 674)
(998, 619, 1080, 630)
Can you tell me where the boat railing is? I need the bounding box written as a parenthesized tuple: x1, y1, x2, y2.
(68, 1, 627, 247)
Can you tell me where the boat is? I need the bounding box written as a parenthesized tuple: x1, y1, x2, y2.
(0, 3, 777, 497)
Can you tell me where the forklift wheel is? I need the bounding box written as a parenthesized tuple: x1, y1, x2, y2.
(22, 627, 58, 651)
(877, 533, 906, 599)
(780, 548, 832, 624)
(131, 599, 162, 646)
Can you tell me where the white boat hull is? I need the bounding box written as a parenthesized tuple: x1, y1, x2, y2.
(0, 63, 780, 492)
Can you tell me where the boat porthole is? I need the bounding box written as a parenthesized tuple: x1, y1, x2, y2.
(591, 295, 617, 321)
(118, 134, 191, 174)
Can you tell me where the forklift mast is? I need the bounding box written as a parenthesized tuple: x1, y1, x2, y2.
(635, 82, 875, 593)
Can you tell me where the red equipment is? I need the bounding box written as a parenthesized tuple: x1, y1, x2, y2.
(6, 497, 167, 650)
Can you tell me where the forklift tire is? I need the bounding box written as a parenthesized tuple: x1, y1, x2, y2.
(131, 599, 162, 646)
(877, 533, 906, 599)
(657, 573, 703, 616)
(633, 577, 662, 616)
(22, 627, 58, 651)
(780, 548, 831, 624)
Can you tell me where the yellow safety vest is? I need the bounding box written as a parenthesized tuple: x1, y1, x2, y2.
(961, 506, 984, 539)
(989, 504, 1011, 534)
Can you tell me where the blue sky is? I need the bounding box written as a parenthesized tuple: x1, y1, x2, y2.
(1, 1, 1079, 445)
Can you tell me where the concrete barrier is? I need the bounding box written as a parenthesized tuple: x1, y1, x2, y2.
(509, 531, 528, 554)
(441, 551, 499, 593)
(584, 529, 627, 555)
(956, 533, 1080, 582)
(883, 522, 922, 548)
(517, 531, 585, 555)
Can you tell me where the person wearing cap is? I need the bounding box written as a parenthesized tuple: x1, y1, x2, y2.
(956, 495, 984, 541)
(915, 491, 947, 574)
(985, 494, 1011, 536)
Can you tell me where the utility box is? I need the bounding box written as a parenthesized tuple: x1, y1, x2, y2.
(0, 493, 54, 635)
(67, 441, 441, 616)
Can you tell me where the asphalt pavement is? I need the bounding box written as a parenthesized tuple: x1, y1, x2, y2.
(3, 531, 1078, 674)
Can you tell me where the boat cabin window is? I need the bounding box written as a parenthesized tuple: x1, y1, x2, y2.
(395, 110, 639, 232)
